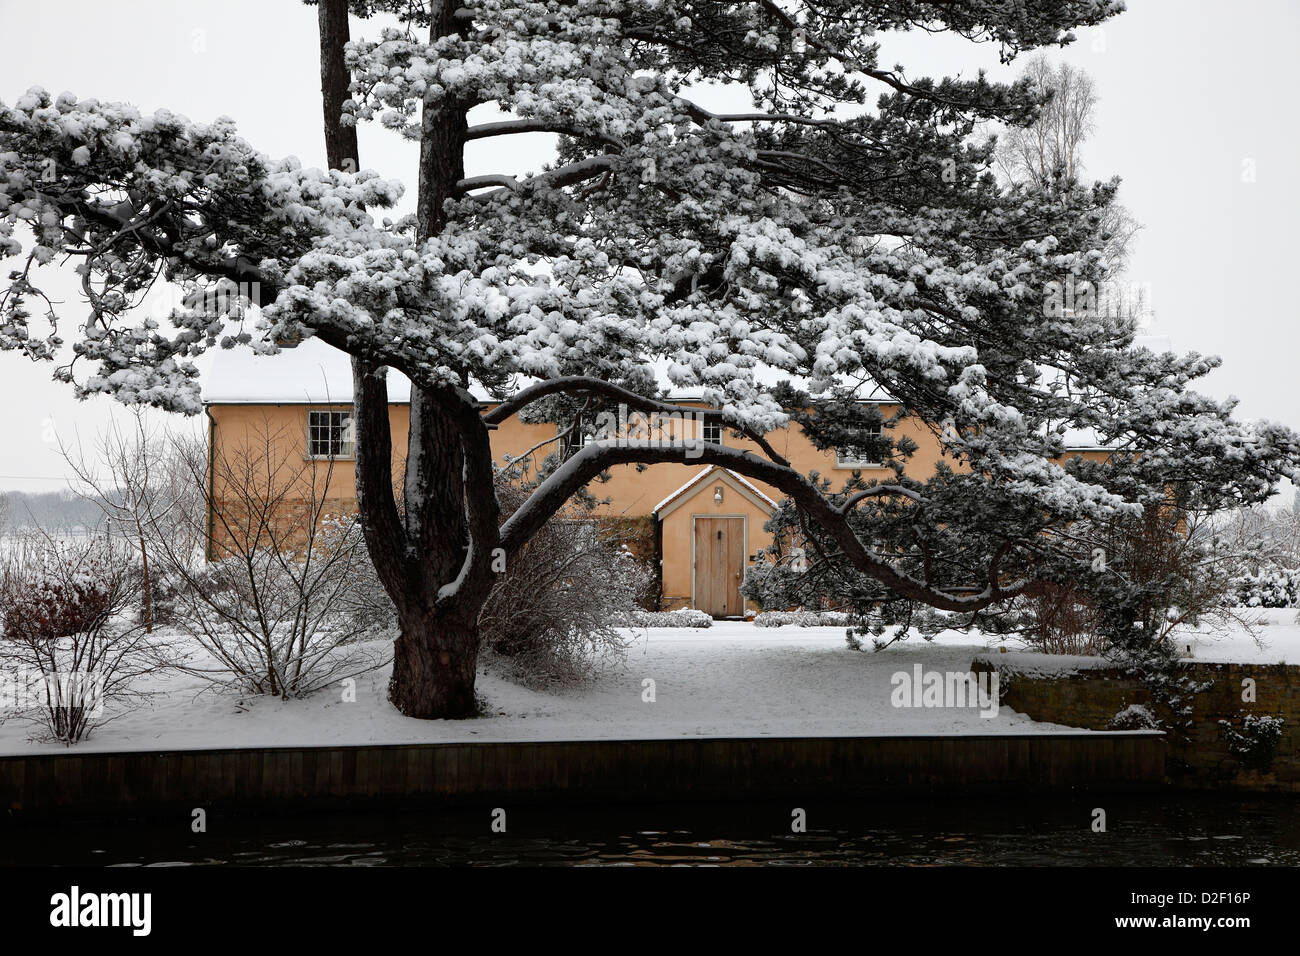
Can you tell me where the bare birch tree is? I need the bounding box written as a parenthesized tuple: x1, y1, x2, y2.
(996, 54, 1142, 274)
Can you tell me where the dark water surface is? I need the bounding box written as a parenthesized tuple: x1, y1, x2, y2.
(3, 794, 1298, 866)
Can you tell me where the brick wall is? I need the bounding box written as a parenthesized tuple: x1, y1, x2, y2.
(593, 515, 661, 610)
(972, 659, 1298, 791)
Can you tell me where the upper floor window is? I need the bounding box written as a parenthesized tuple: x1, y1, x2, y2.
(559, 417, 597, 459)
(307, 410, 355, 459)
(835, 424, 883, 468)
(702, 419, 722, 445)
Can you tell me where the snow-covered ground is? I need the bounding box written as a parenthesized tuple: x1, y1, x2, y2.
(982, 608, 1300, 676)
(1171, 607, 1300, 663)
(1, 611, 1297, 756)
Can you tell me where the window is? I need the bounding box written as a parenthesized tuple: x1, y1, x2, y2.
(835, 424, 884, 468)
(559, 417, 597, 459)
(702, 419, 722, 445)
(307, 410, 355, 459)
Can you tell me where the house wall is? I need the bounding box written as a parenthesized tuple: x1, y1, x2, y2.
(579, 404, 957, 518)
(208, 400, 960, 516)
(206, 403, 412, 557)
(206, 400, 1115, 607)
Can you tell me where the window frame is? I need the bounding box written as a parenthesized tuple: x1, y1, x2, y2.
(306, 408, 356, 460)
(558, 416, 599, 460)
(834, 423, 885, 469)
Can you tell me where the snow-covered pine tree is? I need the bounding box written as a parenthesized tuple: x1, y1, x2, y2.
(2, 0, 1298, 717)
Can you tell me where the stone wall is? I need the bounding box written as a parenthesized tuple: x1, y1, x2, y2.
(972, 658, 1298, 791)
(593, 514, 661, 609)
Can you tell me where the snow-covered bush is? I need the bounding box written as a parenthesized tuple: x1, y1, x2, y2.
(1219, 713, 1286, 772)
(1, 540, 113, 641)
(621, 608, 713, 628)
(1108, 703, 1159, 730)
(1231, 567, 1300, 608)
(0, 534, 171, 743)
(480, 479, 649, 685)
(753, 610, 860, 628)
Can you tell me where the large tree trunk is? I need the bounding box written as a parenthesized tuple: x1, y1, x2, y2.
(318, 0, 495, 719)
(390, 605, 481, 718)
(383, 387, 491, 718)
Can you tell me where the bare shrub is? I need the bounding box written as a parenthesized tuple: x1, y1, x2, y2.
(0, 533, 172, 743)
(1015, 580, 1106, 656)
(1017, 501, 1256, 656)
(153, 419, 389, 698)
(477, 477, 649, 686)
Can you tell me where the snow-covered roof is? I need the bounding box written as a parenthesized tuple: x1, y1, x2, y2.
(202, 336, 417, 405)
(1058, 426, 1114, 450)
(201, 339, 892, 406)
(653, 465, 778, 515)
(202, 334, 1176, 456)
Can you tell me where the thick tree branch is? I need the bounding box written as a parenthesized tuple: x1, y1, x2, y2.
(466, 119, 625, 150)
(482, 375, 794, 468)
(462, 155, 618, 198)
(839, 485, 927, 513)
(499, 440, 1026, 611)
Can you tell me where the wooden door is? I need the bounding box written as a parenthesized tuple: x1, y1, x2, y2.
(694, 517, 745, 617)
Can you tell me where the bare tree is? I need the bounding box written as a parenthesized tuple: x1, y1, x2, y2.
(1214, 503, 1300, 573)
(995, 54, 1142, 274)
(996, 56, 1096, 187)
(59, 410, 195, 632)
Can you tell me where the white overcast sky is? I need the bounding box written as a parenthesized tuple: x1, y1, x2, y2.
(1, 0, 1298, 502)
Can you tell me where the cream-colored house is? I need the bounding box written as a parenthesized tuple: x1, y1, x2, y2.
(203, 337, 1138, 615)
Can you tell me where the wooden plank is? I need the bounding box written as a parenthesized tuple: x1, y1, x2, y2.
(693, 517, 712, 615)
(724, 516, 744, 615)
(710, 519, 726, 614)
(0, 733, 1174, 815)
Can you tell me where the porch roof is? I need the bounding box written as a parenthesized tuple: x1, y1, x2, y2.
(653, 465, 778, 518)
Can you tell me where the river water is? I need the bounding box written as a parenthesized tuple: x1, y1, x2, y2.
(3, 794, 1298, 866)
